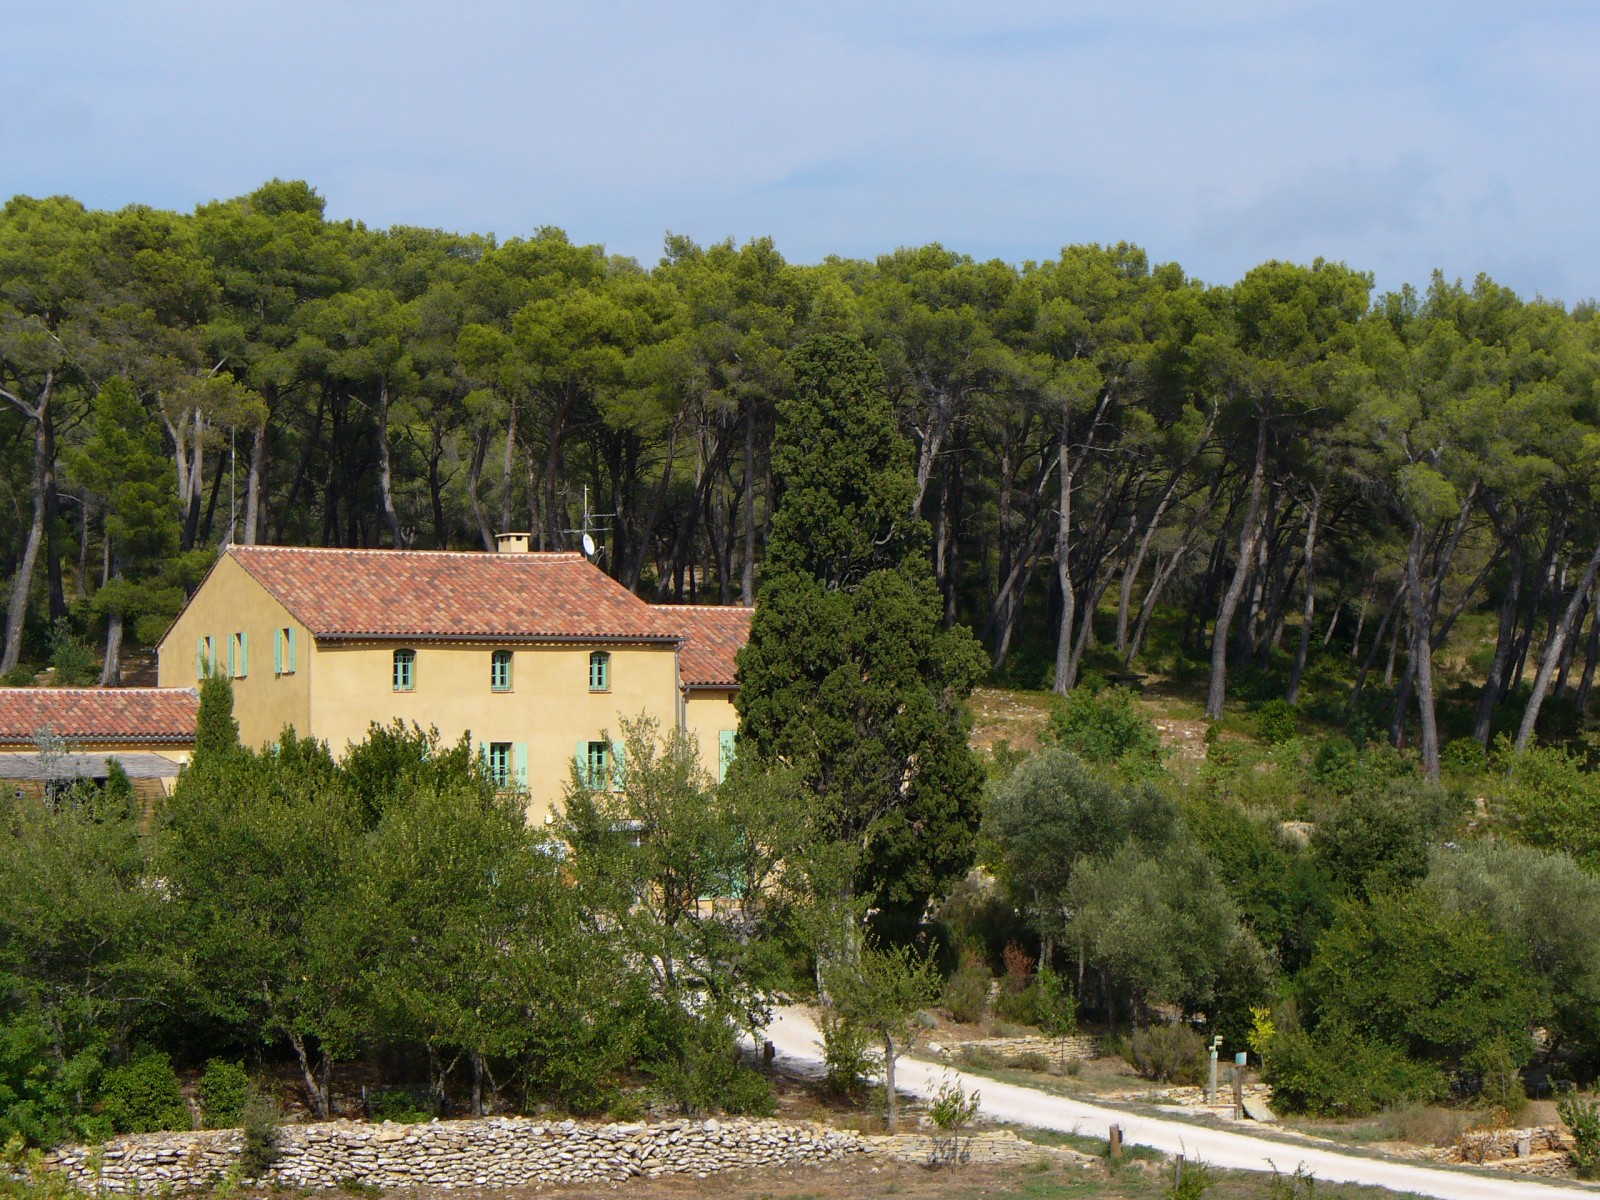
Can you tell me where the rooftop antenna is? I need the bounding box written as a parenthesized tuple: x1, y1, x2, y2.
(561, 486, 615, 561)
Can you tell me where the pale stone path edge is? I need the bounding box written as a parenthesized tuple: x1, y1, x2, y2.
(763, 1006, 1598, 1200)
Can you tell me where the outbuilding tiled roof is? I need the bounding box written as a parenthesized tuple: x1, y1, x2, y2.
(669, 605, 754, 688)
(227, 546, 683, 642)
(0, 688, 199, 746)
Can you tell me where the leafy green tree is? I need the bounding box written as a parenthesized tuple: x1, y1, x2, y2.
(191, 673, 239, 763)
(1312, 780, 1461, 899)
(737, 333, 987, 924)
(1301, 890, 1540, 1067)
(68, 378, 181, 681)
(824, 941, 941, 1132)
(159, 732, 361, 1118)
(1425, 841, 1600, 1057)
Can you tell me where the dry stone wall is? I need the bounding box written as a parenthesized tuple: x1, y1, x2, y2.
(46, 1117, 869, 1192)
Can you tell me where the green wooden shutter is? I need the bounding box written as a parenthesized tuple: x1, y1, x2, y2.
(228, 636, 236, 677)
(287, 628, 296, 673)
(196, 638, 206, 680)
(273, 629, 283, 675)
(575, 741, 590, 788)
(513, 742, 529, 788)
(610, 741, 626, 791)
(719, 730, 736, 782)
(239, 632, 249, 676)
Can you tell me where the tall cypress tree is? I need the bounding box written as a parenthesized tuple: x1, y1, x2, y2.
(736, 334, 985, 926)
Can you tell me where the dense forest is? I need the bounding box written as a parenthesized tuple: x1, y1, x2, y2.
(4, 179, 1600, 776)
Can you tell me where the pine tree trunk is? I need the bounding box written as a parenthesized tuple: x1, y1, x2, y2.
(742, 405, 757, 605)
(1516, 540, 1600, 751)
(883, 1035, 898, 1133)
(1406, 524, 1442, 781)
(243, 423, 266, 545)
(377, 379, 404, 547)
(1286, 491, 1321, 705)
(1053, 437, 1076, 694)
(1, 380, 52, 675)
(1207, 418, 1268, 720)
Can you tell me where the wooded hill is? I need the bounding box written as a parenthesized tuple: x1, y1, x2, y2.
(3, 180, 1598, 772)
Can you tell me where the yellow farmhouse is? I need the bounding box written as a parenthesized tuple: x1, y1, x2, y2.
(156, 538, 751, 823)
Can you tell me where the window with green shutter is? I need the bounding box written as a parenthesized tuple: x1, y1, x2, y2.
(719, 730, 737, 782)
(589, 651, 610, 692)
(491, 650, 513, 691)
(586, 740, 609, 788)
(487, 742, 512, 788)
(275, 627, 296, 676)
(393, 648, 416, 691)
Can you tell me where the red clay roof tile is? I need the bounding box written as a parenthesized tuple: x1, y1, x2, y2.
(0, 687, 198, 745)
(668, 605, 753, 688)
(227, 546, 683, 642)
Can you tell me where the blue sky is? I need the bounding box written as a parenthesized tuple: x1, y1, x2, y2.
(5, 2, 1597, 301)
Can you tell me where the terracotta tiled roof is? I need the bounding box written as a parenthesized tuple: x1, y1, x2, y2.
(669, 605, 753, 689)
(226, 546, 683, 642)
(0, 688, 198, 746)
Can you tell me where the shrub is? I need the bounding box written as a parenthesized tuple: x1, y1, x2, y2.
(0, 666, 35, 687)
(238, 1092, 281, 1178)
(1166, 1156, 1215, 1199)
(98, 1053, 189, 1134)
(648, 1016, 775, 1117)
(1467, 1038, 1528, 1123)
(1254, 699, 1298, 745)
(1263, 1024, 1445, 1116)
(1048, 686, 1165, 774)
(1559, 1091, 1600, 1178)
(994, 984, 1039, 1025)
(1005, 1051, 1050, 1072)
(47, 619, 96, 687)
(1129, 1024, 1206, 1085)
(369, 1089, 431, 1123)
(607, 1092, 645, 1122)
(1441, 737, 1488, 774)
(943, 959, 991, 1025)
(1000, 943, 1034, 993)
(820, 1012, 876, 1103)
(199, 1060, 251, 1129)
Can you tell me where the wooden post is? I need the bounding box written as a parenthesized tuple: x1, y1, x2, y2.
(1233, 1061, 1244, 1121)
(1108, 1124, 1122, 1159)
(1174, 1154, 1184, 1187)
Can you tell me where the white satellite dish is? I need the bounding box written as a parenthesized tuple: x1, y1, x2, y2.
(581, 532, 598, 558)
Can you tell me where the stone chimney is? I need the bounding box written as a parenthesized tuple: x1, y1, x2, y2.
(495, 533, 531, 554)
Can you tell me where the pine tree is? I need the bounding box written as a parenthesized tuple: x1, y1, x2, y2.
(736, 334, 985, 926)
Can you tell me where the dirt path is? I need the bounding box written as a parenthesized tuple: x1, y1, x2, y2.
(765, 1007, 1593, 1200)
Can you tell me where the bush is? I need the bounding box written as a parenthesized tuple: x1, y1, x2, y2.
(1467, 1038, 1528, 1123)
(994, 984, 1039, 1025)
(368, 1088, 431, 1123)
(1005, 1051, 1050, 1072)
(1263, 1024, 1445, 1116)
(1441, 737, 1488, 774)
(821, 1011, 877, 1103)
(47, 619, 96, 687)
(1254, 699, 1298, 745)
(1048, 686, 1166, 774)
(943, 959, 991, 1025)
(649, 1017, 775, 1117)
(1129, 1024, 1206, 1085)
(0, 666, 35, 687)
(238, 1092, 281, 1178)
(199, 1059, 251, 1129)
(1560, 1091, 1600, 1177)
(98, 1053, 189, 1134)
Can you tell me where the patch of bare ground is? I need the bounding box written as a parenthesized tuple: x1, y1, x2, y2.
(1148, 715, 1208, 763)
(968, 687, 1054, 753)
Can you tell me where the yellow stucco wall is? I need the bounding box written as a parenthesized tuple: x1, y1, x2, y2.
(684, 688, 740, 783)
(306, 640, 682, 823)
(157, 555, 312, 750)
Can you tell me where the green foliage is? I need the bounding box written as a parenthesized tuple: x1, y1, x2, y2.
(1166, 1156, 1215, 1200)
(942, 958, 991, 1025)
(647, 1016, 774, 1118)
(1312, 779, 1462, 898)
(0, 667, 35, 687)
(192, 673, 240, 762)
(46, 620, 94, 687)
(1048, 687, 1166, 774)
(1301, 890, 1539, 1066)
(1493, 741, 1600, 868)
(1560, 1092, 1600, 1177)
(994, 984, 1040, 1025)
(1254, 699, 1299, 745)
(237, 1092, 281, 1178)
(368, 1089, 431, 1123)
(198, 1060, 251, 1129)
(1264, 1021, 1446, 1116)
(98, 1053, 189, 1134)
(1034, 966, 1078, 1043)
(737, 333, 986, 921)
(1440, 737, 1487, 774)
(1465, 1037, 1528, 1121)
(1129, 1023, 1207, 1085)
(820, 1011, 876, 1103)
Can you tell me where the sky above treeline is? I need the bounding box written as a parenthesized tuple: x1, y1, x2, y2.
(6, 2, 1596, 303)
